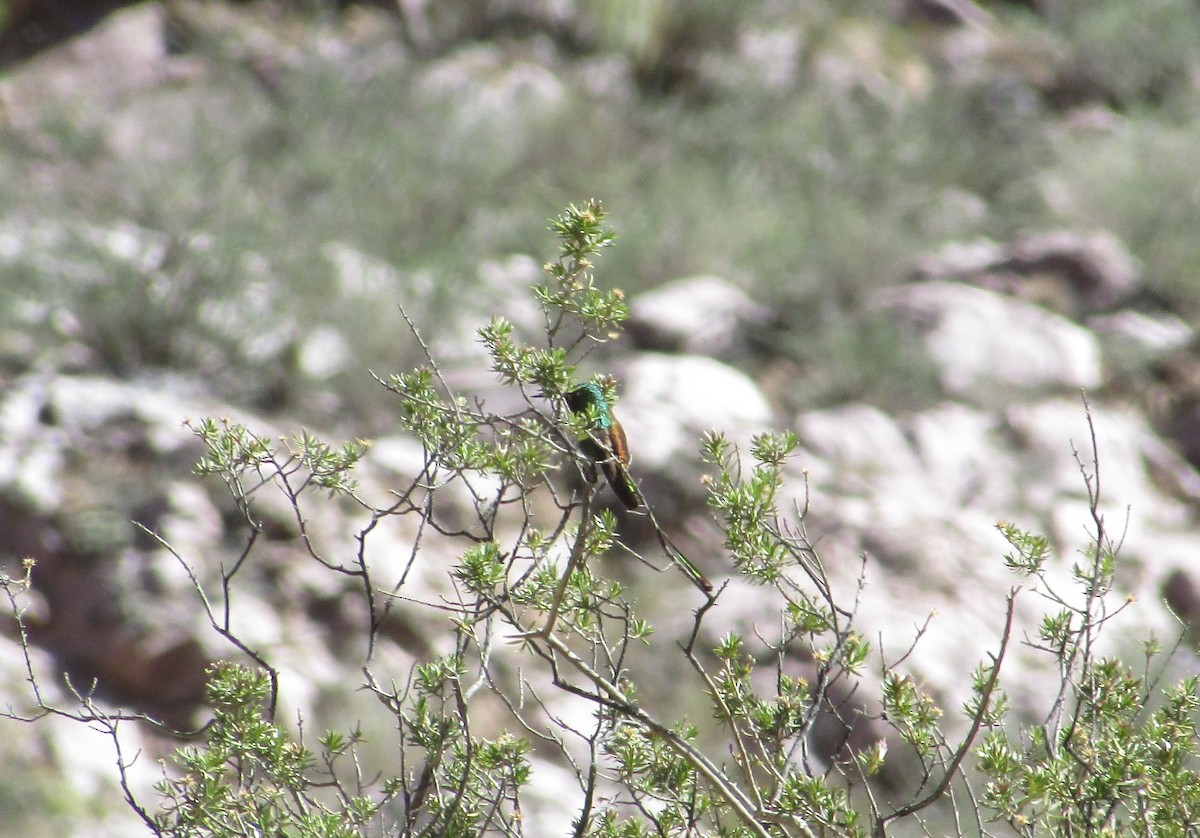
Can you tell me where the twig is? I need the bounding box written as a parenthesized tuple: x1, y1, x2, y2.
(875, 589, 1019, 835)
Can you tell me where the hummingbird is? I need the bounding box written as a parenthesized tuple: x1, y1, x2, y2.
(564, 380, 714, 594)
(565, 382, 643, 511)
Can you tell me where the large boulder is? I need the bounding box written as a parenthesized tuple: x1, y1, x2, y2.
(626, 275, 776, 359)
(706, 394, 1200, 731)
(913, 230, 1143, 316)
(876, 280, 1103, 405)
(615, 352, 775, 491)
(0, 3, 170, 128)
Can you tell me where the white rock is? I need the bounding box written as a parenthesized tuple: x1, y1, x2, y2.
(798, 404, 921, 478)
(616, 354, 774, 473)
(771, 393, 1200, 727)
(475, 254, 545, 333)
(1004, 399, 1169, 525)
(154, 482, 226, 593)
(415, 43, 566, 157)
(522, 757, 592, 833)
(628, 275, 774, 358)
(324, 242, 407, 298)
(912, 237, 1006, 279)
(1089, 310, 1193, 367)
(907, 402, 1020, 510)
(298, 327, 351, 380)
(794, 404, 928, 522)
(877, 281, 1103, 404)
(0, 3, 169, 130)
(736, 27, 802, 91)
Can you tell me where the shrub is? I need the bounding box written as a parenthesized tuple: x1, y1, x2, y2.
(2, 202, 1196, 836)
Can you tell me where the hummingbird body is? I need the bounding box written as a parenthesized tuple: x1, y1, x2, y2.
(564, 380, 713, 594)
(565, 383, 642, 510)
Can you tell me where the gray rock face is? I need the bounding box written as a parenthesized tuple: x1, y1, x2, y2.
(627, 275, 776, 359)
(5, 295, 1200, 832)
(2, 4, 1198, 829)
(914, 230, 1143, 315)
(877, 280, 1103, 404)
(774, 395, 1197, 726)
(1089, 310, 1193, 372)
(0, 4, 172, 130)
(616, 352, 775, 485)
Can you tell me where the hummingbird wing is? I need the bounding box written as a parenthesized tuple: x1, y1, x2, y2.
(599, 421, 642, 510)
(577, 437, 602, 484)
(606, 415, 632, 467)
(601, 459, 642, 511)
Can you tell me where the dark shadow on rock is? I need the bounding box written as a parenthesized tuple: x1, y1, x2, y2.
(0, 495, 210, 730)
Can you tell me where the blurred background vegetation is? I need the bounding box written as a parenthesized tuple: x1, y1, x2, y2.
(2, 0, 1199, 426)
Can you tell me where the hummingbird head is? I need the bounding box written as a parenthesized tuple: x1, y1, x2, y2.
(565, 382, 611, 427)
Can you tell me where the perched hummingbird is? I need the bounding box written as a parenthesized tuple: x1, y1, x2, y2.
(565, 382, 643, 511)
(564, 380, 714, 594)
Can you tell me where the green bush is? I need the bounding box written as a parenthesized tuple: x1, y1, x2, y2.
(3, 203, 1196, 836)
(1038, 0, 1200, 109)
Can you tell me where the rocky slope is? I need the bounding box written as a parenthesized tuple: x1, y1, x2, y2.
(2, 2, 1200, 833)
